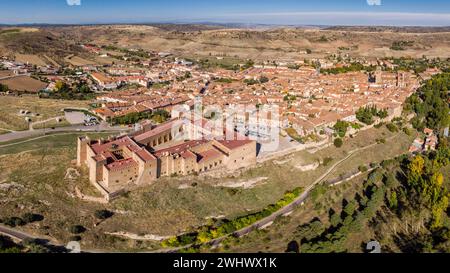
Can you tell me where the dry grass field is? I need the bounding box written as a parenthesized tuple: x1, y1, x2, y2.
(0, 76, 47, 93)
(0, 95, 90, 131)
(64, 55, 96, 66)
(70, 25, 450, 61)
(2, 25, 449, 65)
(0, 70, 14, 78)
(15, 53, 47, 66)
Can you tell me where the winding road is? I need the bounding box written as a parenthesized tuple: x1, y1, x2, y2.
(0, 122, 129, 144)
(206, 138, 393, 248)
(0, 224, 34, 241)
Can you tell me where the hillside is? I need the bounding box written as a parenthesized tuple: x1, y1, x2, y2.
(1, 25, 450, 66)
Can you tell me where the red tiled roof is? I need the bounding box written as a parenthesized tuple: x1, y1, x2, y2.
(134, 119, 183, 143)
(106, 158, 138, 172)
(198, 149, 223, 163)
(154, 140, 208, 158)
(216, 139, 254, 150)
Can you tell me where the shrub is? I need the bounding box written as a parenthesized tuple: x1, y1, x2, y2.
(22, 213, 44, 224)
(3, 217, 25, 227)
(322, 157, 333, 166)
(358, 165, 368, 172)
(94, 210, 114, 220)
(70, 225, 86, 234)
(386, 123, 399, 133)
(334, 138, 343, 148)
(403, 127, 412, 136)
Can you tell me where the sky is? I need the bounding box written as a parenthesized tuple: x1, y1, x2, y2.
(0, 0, 449, 26)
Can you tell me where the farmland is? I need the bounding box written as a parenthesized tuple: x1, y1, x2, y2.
(0, 76, 47, 93)
(0, 95, 90, 131)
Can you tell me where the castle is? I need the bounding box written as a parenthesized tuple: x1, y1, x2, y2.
(77, 118, 257, 201)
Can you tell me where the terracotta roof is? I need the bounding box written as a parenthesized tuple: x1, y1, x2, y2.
(198, 149, 223, 163)
(216, 139, 254, 150)
(106, 158, 138, 172)
(134, 119, 183, 143)
(154, 140, 208, 158)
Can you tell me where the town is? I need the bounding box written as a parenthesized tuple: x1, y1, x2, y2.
(0, 22, 449, 256)
(1, 41, 445, 200)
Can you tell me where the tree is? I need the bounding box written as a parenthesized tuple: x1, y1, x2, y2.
(330, 213, 342, 227)
(259, 76, 269, 84)
(356, 106, 374, 125)
(388, 191, 398, 209)
(334, 138, 343, 148)
(286, 241, 300, 253)
(404, 73, 450, 130)
(333, 120, 349, 138)
(55, 81, 68, 91)
(343, 200, 358, 216)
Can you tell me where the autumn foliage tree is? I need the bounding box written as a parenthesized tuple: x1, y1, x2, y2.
(405, 155, 450, 229)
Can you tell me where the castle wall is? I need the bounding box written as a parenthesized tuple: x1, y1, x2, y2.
(222, 142, 257, 171)
(101, 165, 139, 193)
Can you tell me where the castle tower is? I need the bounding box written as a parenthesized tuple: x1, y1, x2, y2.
(77, 136, 90, 167)
(375, 67, 383, 85)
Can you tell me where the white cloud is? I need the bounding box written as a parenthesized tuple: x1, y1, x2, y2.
(67, 0, 81, 6)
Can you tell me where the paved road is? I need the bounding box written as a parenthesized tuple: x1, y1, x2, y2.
(0, 73, 31, 81)
(0, 122, 129, 143)
(0, 224, 33, 241)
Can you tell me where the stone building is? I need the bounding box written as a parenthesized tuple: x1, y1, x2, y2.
(77, 118, 257, 201)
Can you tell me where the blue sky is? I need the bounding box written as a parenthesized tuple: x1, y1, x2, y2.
(0, 0, 449, 26)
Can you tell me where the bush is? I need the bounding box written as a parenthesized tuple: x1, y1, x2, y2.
(386, 123, 399, 133)
(22, 213, 44, 224)
(403, 127, 412, 136)
(358, 165, 368, 172)
(94, 210, 114, 220)
(322, 157, 333, 166)
(334, 138, 343, 148)
(3, 217, 25, 227)
(70, 225, 86, 234)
